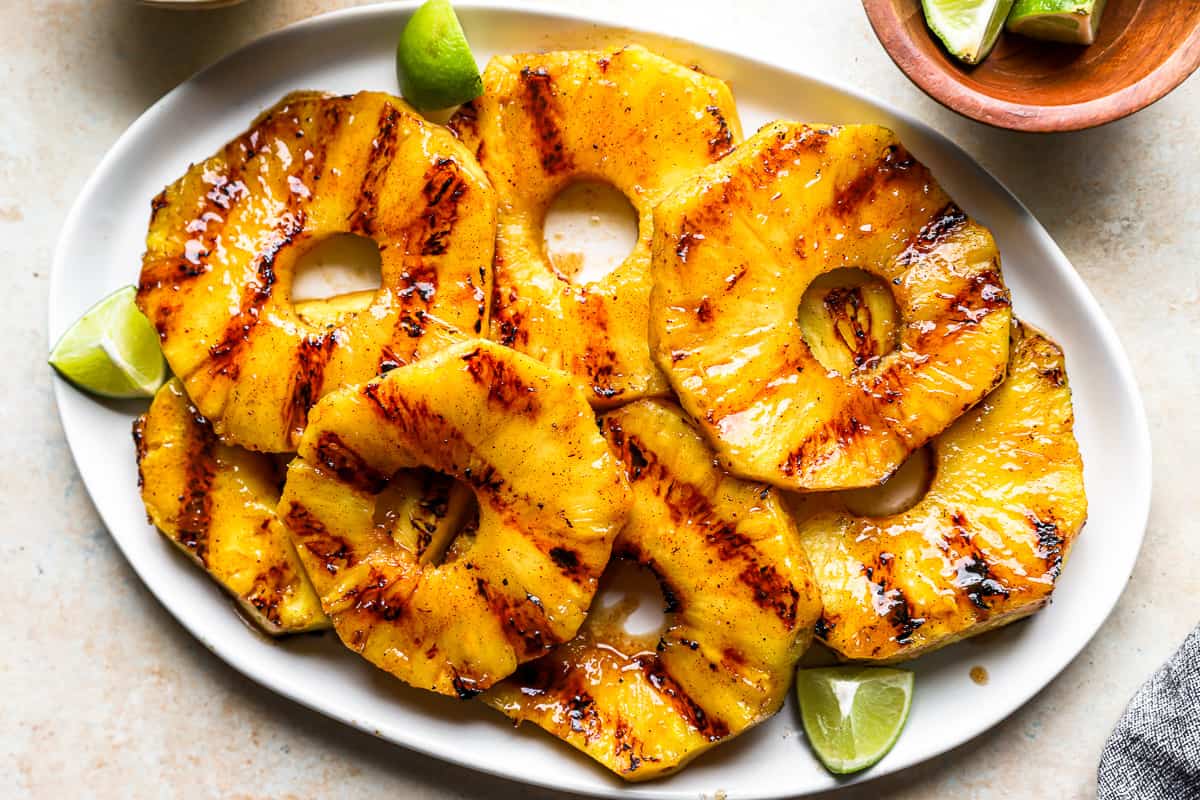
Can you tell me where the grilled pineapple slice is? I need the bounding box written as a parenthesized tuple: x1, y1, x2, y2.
(651, 122, 1012, 491)
(486, 400, 821, 780)
(793, 322, 1086, 661)
(138, 91, 496, 453)
(450, 45, 741, 405)
(134, 380, 328, 635)
(278, 339, 631, 696)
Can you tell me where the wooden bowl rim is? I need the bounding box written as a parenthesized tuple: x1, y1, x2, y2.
(862, 0, 1200, 132)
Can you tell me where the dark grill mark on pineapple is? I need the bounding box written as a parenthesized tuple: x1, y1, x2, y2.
(283, 502, 354, 575)
(206, 213, 306, 380)
(349, 103, 403, 237)
(467, 272, 487, 334)
(832, 142, 922, 220)
(378, 344, 403, 375)
(604, 424, 801, 626)
(575, 295, 624, 404)
(638, 655, 730, 741)
(351, 569, 408, 621)
(461, 346, 541, 416)
(814, 615, 835, 640)
(1040, 364, 1066, 388)
(131, 416, 148, 489)
(176, 411, 219, 565)
(549, 546, 583, 575)
(313, 431, 389, 494)
(396, 259, 439, 307)
(397, 308, 427, 338)
(780, 402, 888, 481)
(504, 654, 605, 740)
(361, 381, 434, 440)
(1029, 512, 1065, 579)
(247, 561, 289, 628)
(705, 104, 735, 159)
(475, 577, 557, 658)
(947, 513, 1011, 611)
(695, 297, 713, 323)
(284, 333, 337, 443)
(493, 286, 528, 348)
(520, 67, 573, 174)
(862, 559, 925, 644)
(917, 269, 1011, 350)
(674, 223, 703, 263)
(724, 267, 747, 291)
(897, 203, 969, 265)
(416, 157, 468, 257)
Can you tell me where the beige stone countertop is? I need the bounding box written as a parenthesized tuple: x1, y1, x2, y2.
(5, 1, 1197, 797)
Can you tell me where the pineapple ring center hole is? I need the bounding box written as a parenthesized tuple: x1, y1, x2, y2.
(372, 469, 481, 567)
(543, 180, 640, 285)
(589, 560, 669, 644)
(291, 233, 383, 326)
(837, 445, 933, 517)
(797, 268, 900, 376)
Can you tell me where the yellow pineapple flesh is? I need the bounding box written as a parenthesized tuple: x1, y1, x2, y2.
(485, 400, 821, 780)
(651, 122, 1012, 491)
(138, 91, 496, 453)
(451, 45, 741, 406)
(134, 380, 329, 635)
(793, 322, 1087, 661)
(278, 339, 631, 697)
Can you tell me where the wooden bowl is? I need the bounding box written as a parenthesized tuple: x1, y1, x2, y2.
(862, 0, 1200, 132)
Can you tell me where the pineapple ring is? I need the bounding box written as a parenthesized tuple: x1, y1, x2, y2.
(138, 91, 496, 453)
(485, 400, 821, 780)
(793, 322, 1087, 662)
(278, 339, 632, 697)
(450, 45, 741, 406)
(134, 380, 329, 636)
(651, 122, 1013, 491)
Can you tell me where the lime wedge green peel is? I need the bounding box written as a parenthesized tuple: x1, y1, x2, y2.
(49, 285, 167, 399)
(922, 0, 1016, 65)
(1007, 0, 1108, 46)
(796, 666, 914, 775)
(396, 0, 483, 111)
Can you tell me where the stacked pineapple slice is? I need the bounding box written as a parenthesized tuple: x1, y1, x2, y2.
(131, 46, 1085, 782)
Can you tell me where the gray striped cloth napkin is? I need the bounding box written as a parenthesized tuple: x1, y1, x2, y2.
(1097, 625, 1200, 799)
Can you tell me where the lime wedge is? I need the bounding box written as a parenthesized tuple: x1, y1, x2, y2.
(922, 0, 1016, 64)
(396, 0, 483, 111)
(1007, 0, 1108, 45)
(49, 285, 167, 399)
(796, 666, 914, 775)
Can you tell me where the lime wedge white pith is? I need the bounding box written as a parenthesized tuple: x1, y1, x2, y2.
(796, 667, 914, 775)
(922, 0, 1016, 64)
(1007, 0, 1108, 45)
(49, 285, 167, 399)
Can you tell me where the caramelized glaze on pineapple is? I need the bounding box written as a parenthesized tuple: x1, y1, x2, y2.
(793, 322, 1086, 661)
(450, 45, 741, 406)
(651, 122, 1012, 491)
(135, 380, 328, 635)
(138, 91, 496, 453)
(485, 400, 820, 780)
(278, 340, 630, 696)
